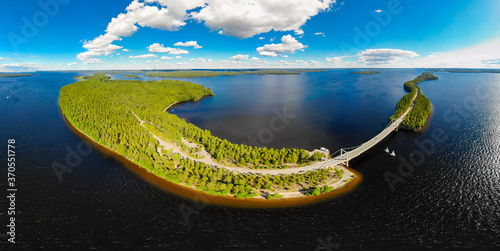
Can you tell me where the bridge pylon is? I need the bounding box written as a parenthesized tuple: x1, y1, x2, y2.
(340, 149, 349, 166)
(390, 118, 398, 131)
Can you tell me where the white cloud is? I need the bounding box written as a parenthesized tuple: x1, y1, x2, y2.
(483, 59, 500, 64)
(281, 55, 289, 58)
(148, 43, 189, 54)
(77, 33, 122, 64)
(190, 57, 207, 62)
(257, 35, 306, 57)
(191, 0, 335, 38)
(1, 63, 40, 71)
(357, 49, 419, 64)
(250, 57, 260, 61)
(314, 32, 325, 37)
(129, 54, 158, 59)
(77, 0, 203, 64)
(83, 58, 103, 64)
(175, 56, 182, 59)
(122, 48, 130, 52)
(259, 37, 265, 40)
(67, 62, 78, 66)
(405, 37, 500, 68)
(375, 9, 382, 13)
(161, 56, 174, 60)
(174, 41, 202, 49)
(309, 60, 320, 65)
(258, 51, 277, 57)
(230, 54, 249, 61)
(326, 56, 347, 64)
(0, 57, 10, 61)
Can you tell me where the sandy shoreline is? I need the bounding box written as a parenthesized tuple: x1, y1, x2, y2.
(60, 107, 362, 208)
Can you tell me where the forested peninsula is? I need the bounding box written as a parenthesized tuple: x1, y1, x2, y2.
(0, 73, 34, 77)
(391, 72, 438, 131)
(350, 70, 381, 74)
(144, 70, 301, 78)
(59, 74, 353, 201)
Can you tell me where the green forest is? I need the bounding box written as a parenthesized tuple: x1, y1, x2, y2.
(144, 70, 300, 78)
(123, 74, 141, 78)
(391, 72, 438, 131)
(0, 73, 34, 77)
(59, 74, 340, 199)
(350, 70, 381, 74)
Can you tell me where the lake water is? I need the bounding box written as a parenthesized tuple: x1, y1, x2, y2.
(1, 70, 499, 250)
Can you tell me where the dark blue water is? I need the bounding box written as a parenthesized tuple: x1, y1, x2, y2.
(1, 70, 499, 250)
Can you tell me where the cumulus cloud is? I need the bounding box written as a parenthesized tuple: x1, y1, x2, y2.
(483, 59, 500, 64)
(77, 33, 123, 64)
(230, 54, 249, 61)
(406, 37, 500, 68)
(122, 48, 130, 52)
(357, 49, 419, 64)
(174, 41, 202, 49)
(67, 62, 78, 66)
(1, 63, 40, 72)
(175, 56, 182, 59)
(375, 9, 382, 13)
(326, 56, 346, 64)
(77, 0, 203, 64)
(148, 43, 189, 54)
(129, 54, 158, 59)
(191, 0, 335, 38)
(190, 57, 208, 62)
(259, 37, 265, 40)
(161, 56, 174, 60)
(77, 0, 335, 64)
(257, 35, 306, 57)
(315, 32, 325, 37)
(0, 57, 10, 61)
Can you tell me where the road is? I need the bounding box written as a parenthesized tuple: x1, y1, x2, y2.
(132, 90, 418, 176)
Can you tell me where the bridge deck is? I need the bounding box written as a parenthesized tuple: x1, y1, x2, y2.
(135, 91, 418, 175)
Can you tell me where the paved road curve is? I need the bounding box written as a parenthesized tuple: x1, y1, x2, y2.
(134, 90, 418, 176)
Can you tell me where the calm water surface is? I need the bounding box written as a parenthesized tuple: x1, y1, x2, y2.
(1, 70, 499, 250)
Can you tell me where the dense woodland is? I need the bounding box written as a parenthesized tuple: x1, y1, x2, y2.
(123, 74, 141, 78)
(144, 70, 300, 78)
(392, 72, 437, 131)
(350, 70, 381, 74)
(0, 73, 34, 77)
(429, 69, 500, 74)
(59, 74, 338, 198)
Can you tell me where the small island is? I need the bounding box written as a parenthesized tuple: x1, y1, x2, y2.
(350, 70, 381, 75)
(144, 70, 302, 78)
(60, 74, 358, 204)
(428, 69, 500, 74)
(123, 74, 141, 78)
(0, 73, 34, 78)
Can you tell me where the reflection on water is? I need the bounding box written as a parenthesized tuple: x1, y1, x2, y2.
(0, 70, 499, 250)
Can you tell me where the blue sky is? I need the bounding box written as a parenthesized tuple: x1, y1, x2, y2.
(1, 0, 500, 72)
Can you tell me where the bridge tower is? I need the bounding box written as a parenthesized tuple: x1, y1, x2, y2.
(340, 149, 349, 166)
(391, 118, 398, 131)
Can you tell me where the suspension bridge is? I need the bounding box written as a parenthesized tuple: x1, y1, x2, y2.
(135, 91, 417, 176)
